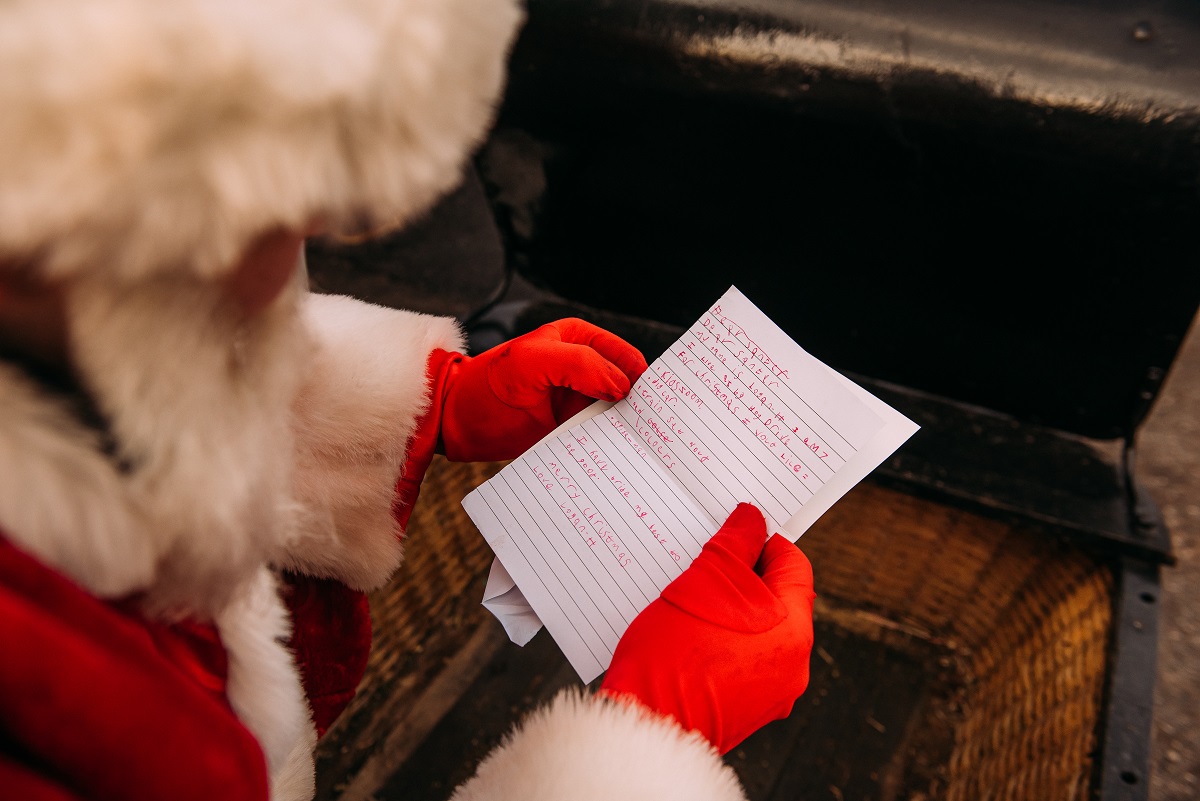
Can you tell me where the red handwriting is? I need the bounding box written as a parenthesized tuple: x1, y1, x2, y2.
(670, 349, 816, 482)
(647, 521, 680, 562)
(675, 350, 742, 417)
(582, 506, 611, 532)
(748, 376, 791, 420)
(732, 351, 782, 389)
(573, 427, 689, 566)
(634, 504, 683, 562)
(700, 315, 783, 389)
(662, 414, 686, 440)
(640, 375, 685, 411)
(607, 471, 632, 498)
(652, 370, 704, 409)
(693, 325, 841, 459)
(720, 371, 747, 401)
(638, 385, 667, 415)
(753, 430, 810, 478)
(531, 463, 554, 491)
(563, 440, 601, 480)
(693, 321, 832, 457)
(637, 379, 710, 465)
(544, 461, 582, 498)
(647, 417, 674, 444)
(574, 433, 630, 482)
(709, 303, 790, 381)
(560, 502, 633, 569)
(559, 502, 591, 538)
(574, 435, 679, 562)
(802, 436, 830, 459)
(607, 413, 649, 459)
(628, 398, 677, 446)
(634, 419, 677, 468)
(584, 447, 634, 498)
(746, 402, 792, 447)
(686, 338, 731, 369)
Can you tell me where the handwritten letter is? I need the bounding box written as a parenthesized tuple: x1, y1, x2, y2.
(463, 286, 918, 681)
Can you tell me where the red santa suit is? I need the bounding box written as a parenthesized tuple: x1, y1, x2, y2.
(0, 0, 812, 799)
(0, 294, 748, 801)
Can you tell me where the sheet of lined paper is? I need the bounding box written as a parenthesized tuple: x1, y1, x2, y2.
(463, 286, 917, 682)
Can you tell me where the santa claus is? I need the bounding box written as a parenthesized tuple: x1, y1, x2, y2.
(0, 1, 815, 799)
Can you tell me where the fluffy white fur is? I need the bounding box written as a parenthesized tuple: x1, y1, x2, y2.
(0, 365, 158, 598)
(0, 267, 309, 611)
(216, 567, 313, 784)
(284, 293, 464, 590)
(0, 286, 462, 801)
(272, 721, 320, 801)
(0, 2, 533, 798)
(450, 690, 748, 801)
(0, 290, 755, 801)
(65, 270, 310, 617)
(0, 0, 522, 282)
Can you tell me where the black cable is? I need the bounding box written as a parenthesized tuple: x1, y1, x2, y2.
(459, 254, 514, 333)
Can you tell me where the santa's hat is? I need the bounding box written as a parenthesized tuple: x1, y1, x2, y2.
(0, 0, 522, 282)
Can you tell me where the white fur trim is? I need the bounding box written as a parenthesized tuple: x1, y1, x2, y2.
(0, 0, 522, 281)
(62, 271, 308, 617)
(216, 568, 313, 788)
(283, 293, 464, 590)
(0, 364, 157, 598)
(0, 284, 460, 603)
(450, 690, 748, 801)
(272, 722, 319, 801)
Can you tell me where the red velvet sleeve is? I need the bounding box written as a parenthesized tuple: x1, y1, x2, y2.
(287, 351, 457, 737)
(0, 753, 86, 801)
(282, 573, 372, 736)
(0, 538, 269, 801)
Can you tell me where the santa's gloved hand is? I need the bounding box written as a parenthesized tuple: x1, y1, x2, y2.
(600, 503, 815, 754)
(432, 318, 647, 462)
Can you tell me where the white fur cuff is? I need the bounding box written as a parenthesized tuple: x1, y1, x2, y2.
(0, 0, 522, 282)
(284, 292, 465, 590)
(450, 689, 748, 801)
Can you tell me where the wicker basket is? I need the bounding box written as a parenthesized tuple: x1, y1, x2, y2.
(314, 458, 507, 800)
(317, 458, 1115, 801)
(799, 482, 1113, 801)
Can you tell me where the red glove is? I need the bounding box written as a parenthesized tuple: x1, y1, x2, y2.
(600, 503, 815, 754)
(432, 318, 647, 462)
(393, 319, 645, 527)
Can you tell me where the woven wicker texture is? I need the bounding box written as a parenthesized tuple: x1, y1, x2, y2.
(321, 461, 1115, 801)
(801, 481, 1114, 801)
(314, 457, 505, 797)
(368, 458, 503, 657)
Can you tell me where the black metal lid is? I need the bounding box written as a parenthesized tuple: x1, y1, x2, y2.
(489, 0, 1200, 440)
